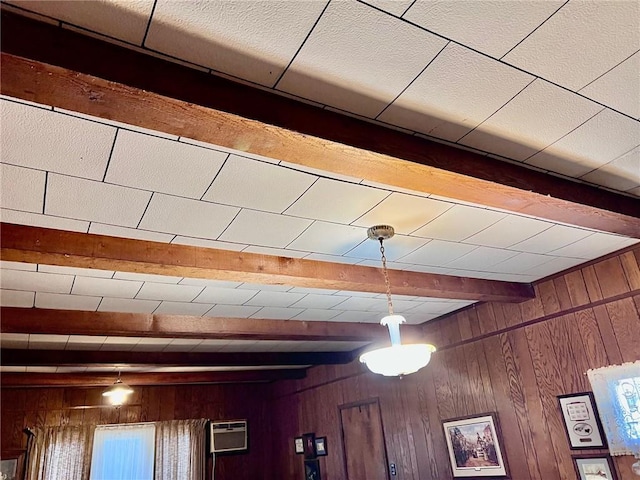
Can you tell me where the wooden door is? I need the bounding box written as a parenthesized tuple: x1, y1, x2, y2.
(340, 399, 389, 480)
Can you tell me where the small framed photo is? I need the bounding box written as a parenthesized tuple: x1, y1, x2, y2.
(302, 432, 316, 459)
(294, 437, 304, 454)
(304, 459, 322, 480)
(314, 437, 327, 456)
(573, 454, 618, 480)
(442, 413, 508, 478)
(0, 450, 24, 480)
(558, 392, 606, 449)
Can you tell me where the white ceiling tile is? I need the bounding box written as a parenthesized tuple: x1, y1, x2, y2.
(398, 240, 476, 266)
(404, 0, 564, 58)
(334, 290, 379, 298)
(189, 339, 230, 352)
(459, 80, 603, 160)
(284, 178, 389, 223)
(0, 261, 36, 271)
(202, 155, 316, 213)
(1, 208, 89, 232)
(331, 296, 387, 311)
(8, 0, 155, 44)
(0, 289, 34, 308)
(139, 193, 239, 239)
(288, 287, 340, 295)
(406, 300, 456, 314)
(378, 43, 534, 141)
(550, 233, 639, 259)
(46, 174, 152, 227)
(153, 301, 213, 316)
(29, 334, 69, 350)
(290, 294, 347, 310)
(489, 252, 556, 274)
(38, 265, 114, 278)
(113, 272, 183, 284)
(463, 215, 553, 248)
(363, 0, 414, 16)
(194, 286, 258, 305)
(446, 246, 519, 270)
(219, 209, 312, 248)
(66, 335, 108, 350)
(288, 222, 366, 255)
(580, 147, 640, 192)
(162, 338, 204, 352)
(293, 308, 342, 321)
(26, 366, 59, 372)
(1, 333, 29, 349)
(0, 100, 116, 179)
(277, 0, 446, 117)
(146, 0, 327, 86)
(136, 282, 203, 302)
(179, 278, 243, 289)
(106, 130, 227, 198)
(278, 161, 363, 184)
(0, 269, 73, 294)
(130, 338, 173, 352)
(510, 225, 595, 254)
(100, 336, 142, 351)
(178, 138, 280, 165)
(35, 292, 101, 311)
(217, 340, 258, 352)
(171, 236, 246, 251)
(245, 291, 306, 308)
(522, 256, 587, 278)
(344, 234, 427, 262)
(250, 307, 305, 320)
(358, 179, 430, 198)
(412, 204, 506, 242)
(236, 283, 292, 292)
(0, 163, 46, 213)
(89, 223, 174, 243)
(204, 304, 262, 318)
(626, 186, 640, 197)
(73, 276, 142, 298)
(242, 246, 308, 258)
(580, 51, 640, 119)
(329, 311, 377, 323)
(525, 109, 640, 177)
(98, 297, 160, 313)
(303, 253, 362, 265)
(352, 192, 452, 234)
(503, 0, 640, 90)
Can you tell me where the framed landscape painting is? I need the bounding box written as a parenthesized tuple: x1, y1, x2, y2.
(442, 413, 508, 478)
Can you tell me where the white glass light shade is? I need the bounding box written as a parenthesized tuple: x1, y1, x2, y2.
(102, 382, 134, 406)
(360, 344, 436, 376)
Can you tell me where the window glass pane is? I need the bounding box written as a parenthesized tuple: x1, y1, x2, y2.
(90, 424, 155, 480)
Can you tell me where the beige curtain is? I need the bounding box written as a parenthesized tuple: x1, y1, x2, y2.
(26, 424, 95, 480)
(154, 419, 207, 480)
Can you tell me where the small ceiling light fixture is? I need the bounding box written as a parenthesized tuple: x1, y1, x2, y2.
(102, 371, 134, 407)
(359, 225, 436, 377)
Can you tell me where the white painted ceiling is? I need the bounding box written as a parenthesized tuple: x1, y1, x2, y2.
(0, 0, 639, 371)
(2, 0, 639, 195)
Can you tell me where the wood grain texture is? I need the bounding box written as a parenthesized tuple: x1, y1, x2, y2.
(2, 11, 639, 236)
(0, 223, 533, 302)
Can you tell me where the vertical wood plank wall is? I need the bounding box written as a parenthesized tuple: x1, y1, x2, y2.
(269, 247, 640, 480)
(0, 383, 272, 480)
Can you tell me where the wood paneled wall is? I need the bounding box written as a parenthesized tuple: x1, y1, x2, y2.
(0, 383, 273, 480)
(269, 246, 640, 480)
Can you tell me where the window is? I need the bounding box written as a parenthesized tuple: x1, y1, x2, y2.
(89, 424, 156, 480)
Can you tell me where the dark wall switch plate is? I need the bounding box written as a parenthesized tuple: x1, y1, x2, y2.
(389, 463, 397, 476)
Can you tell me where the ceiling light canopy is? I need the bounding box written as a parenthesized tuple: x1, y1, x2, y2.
(102, 372, 134, 406)
(359, 225, 436, 377)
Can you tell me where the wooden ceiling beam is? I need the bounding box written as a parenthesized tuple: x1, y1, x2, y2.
(0, 224, 535, 302)
(0, 370, 306, 388)
(1, 349, 356, 367)
(1, 11, 638, 237)
(0, 307, 428, 344)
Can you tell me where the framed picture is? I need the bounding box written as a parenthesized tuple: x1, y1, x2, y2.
(314, 437, 327, 456)
(573, 454, 618, 480)
(304, 459, 322, 480)
(558, 392, 606, 449)
(0, 450, 24, 480)
(442, 413, 508, 478)
(302, 432, 316, 459)
(294, 437, 304, 454)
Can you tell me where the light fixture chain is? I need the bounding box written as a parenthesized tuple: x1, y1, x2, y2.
(379, 239, 394, 315)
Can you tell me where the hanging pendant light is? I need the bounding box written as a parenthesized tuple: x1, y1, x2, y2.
(102, 371, 134, 406)
(359, 225, 436, 376)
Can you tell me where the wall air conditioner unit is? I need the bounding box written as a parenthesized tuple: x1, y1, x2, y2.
(210, 420, 247, 453)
